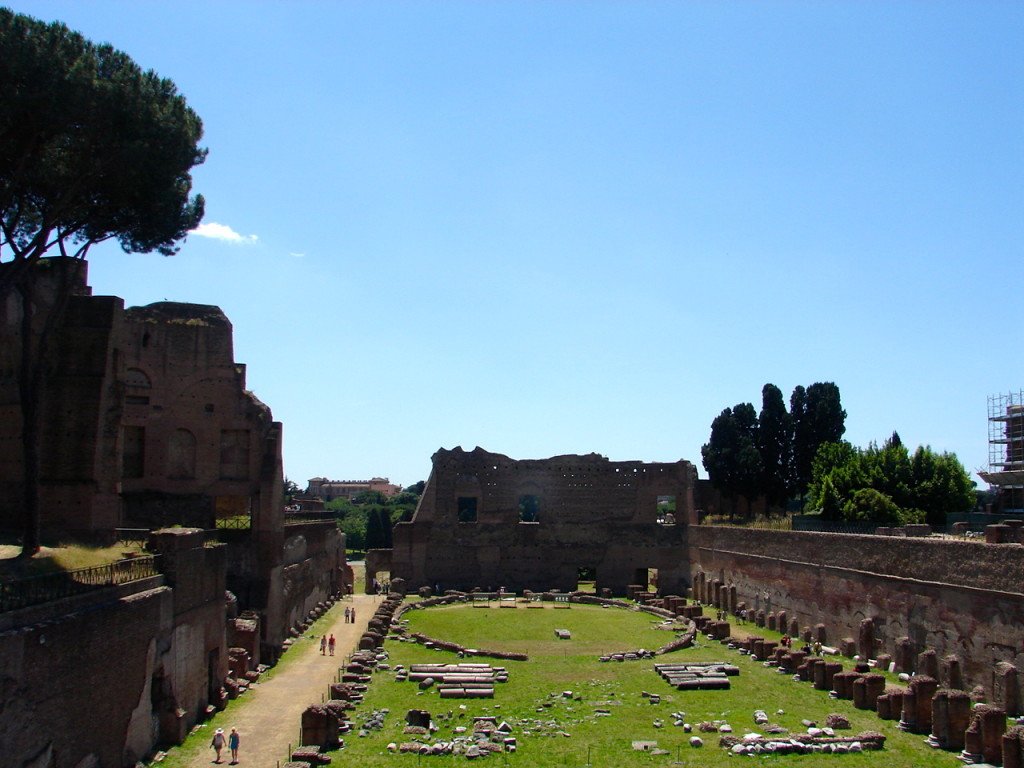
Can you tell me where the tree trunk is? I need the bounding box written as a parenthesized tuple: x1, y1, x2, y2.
(12, 259, 84, 558)
(16, 274, 42, 557)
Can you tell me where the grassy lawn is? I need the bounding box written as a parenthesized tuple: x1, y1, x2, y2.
(329, 602, 961, 768)
(0, 540, 146, 580)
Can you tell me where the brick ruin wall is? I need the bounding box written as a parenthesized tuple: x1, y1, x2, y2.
(0, 531, 227, 768)
(688, 526, 1024, 700)
(0, 586, 172, 768)
(391, 447, 696, 594)
(278, 522, 344, 636)
(223, 521, 343, 657)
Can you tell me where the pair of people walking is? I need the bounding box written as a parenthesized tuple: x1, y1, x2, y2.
(319, 634, 336, 655)
(344, 606, 356, 624)
(210, 727, 240, 764)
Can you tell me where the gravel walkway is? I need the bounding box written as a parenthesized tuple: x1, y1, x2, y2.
(185, 592, 382, 768)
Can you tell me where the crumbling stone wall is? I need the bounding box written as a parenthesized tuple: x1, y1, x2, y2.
(391, 447, 696, 594)
(0, 528, 227, 768)
(0, 585, 169, 768)
(0, 257, 285, 543)
(279, 522, 344, 637)
(0, 258, 123, 534)
(689, 526, 1024, 700)
(118, 301, 283, 533)
(222, 521, 343, 657)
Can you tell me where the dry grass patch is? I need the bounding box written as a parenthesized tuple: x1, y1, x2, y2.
(0, 540, 146, 579)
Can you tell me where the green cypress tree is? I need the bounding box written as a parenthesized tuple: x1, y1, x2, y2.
(379, 507, 393, 548)
(365, 506, 384, 550)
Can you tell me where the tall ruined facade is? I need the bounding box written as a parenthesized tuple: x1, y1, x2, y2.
(391, 446, 697, 594)
(0, 257, 296, 651)
(0, 258, 284, 538)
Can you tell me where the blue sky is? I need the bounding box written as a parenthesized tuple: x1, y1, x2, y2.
(12, 1, 1023, 489)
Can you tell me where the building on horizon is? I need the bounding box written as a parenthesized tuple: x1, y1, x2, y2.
(306, 476, 401, 501)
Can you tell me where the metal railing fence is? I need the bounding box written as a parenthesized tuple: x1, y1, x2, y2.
(0, 555, 161, 614)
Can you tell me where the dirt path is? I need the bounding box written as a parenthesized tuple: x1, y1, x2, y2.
(185, 592, 382, 768)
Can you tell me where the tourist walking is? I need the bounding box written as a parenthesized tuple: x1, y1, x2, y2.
(228, 728, 240, 764)
(344, 606, 351, 623)
(328, 634, 336, 656)
(319, 635, 327, 655)
(211, 727, 226, 763)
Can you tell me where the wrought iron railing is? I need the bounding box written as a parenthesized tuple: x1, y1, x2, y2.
(284, 510, 337, 523)
(214, 515, 251, 530)
(0, 555, 161, 614)
(115, 527, 151, 547)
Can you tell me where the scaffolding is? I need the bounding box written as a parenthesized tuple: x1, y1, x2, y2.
(981, 390, 1024, 513)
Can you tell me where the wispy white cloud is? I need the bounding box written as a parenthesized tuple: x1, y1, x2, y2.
(289, 252, 306, 258)
(190, 221, 258, 244)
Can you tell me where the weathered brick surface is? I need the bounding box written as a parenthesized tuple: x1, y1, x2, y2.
(0, 586, 167, 767)
(0, 258, 285, 539)
(688, 526, 1024, 701)
(1, 533, 228, 768)
(392, 447, 696, 594)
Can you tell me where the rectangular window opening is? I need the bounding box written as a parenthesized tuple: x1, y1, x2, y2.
(657, 495, 677, 525)
(457, 496, 478, 523)
(518, 494, 540, 523)
(576, 566, 597, 594)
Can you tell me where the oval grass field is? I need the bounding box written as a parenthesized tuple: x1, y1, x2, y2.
(331, 601, 960, 768)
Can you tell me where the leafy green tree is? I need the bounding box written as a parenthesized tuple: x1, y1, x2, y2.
(757, 383, 792, 507)
(282, 477, 300, 503)
(389, 491, 420, 507)
(791, 382, 846, 504)
(910, 447, 975, 526)
(404, 480, 426, 495)
(806, 441, 859, 509)
(842, 488, 906, 526)
(806, 382, 846, 444)
(353, 490, 387, 506)
(819, 475, 842, 520)
(337, 510, 366, 551)
(808, 438, 972, 527)
(386, 485, 422, 523)
(326, 497, 356, 516)
(731, 403, 764, 503)
(865, 442, 913, 510)
(701, 403, 763, 515)
(1, 9, 205, 555)
(702, 408, 738, 498)
(789, 385, 810, 500)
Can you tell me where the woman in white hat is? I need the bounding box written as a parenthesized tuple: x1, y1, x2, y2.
(211, 727, 226, 763)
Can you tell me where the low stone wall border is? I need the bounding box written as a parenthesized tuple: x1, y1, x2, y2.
(693, 545, 1024, 601)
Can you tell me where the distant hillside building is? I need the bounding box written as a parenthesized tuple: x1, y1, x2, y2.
(306, 476, 401, 501)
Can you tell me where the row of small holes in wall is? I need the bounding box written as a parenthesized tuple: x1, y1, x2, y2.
(453, 463, 671, 474)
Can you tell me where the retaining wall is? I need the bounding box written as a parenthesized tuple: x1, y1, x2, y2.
(688, 526, 1024, 699)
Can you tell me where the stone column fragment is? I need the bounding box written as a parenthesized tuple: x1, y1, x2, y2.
(857, 618, 874, 660)
(941, 655, 963, 691)
(895, 637, 916, 674)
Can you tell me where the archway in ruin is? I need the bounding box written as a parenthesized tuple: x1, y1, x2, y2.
(364, 548, 392, 594)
